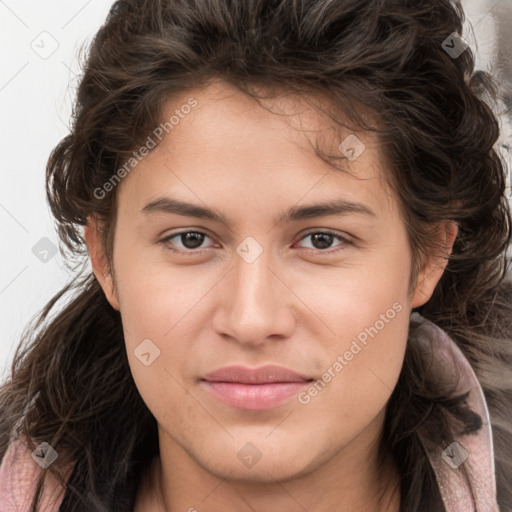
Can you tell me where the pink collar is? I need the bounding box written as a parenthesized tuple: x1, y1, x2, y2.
(411, 313, 499, 512)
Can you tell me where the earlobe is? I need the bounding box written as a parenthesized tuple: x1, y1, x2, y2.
(84, 216, 120, 311)
(411, 221, 458, 308)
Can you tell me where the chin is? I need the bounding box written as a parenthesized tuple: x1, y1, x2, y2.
(192, 438, 322, 483)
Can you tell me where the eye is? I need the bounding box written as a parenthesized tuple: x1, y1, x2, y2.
(160, 230, 215, 255)
(295, 230, 352, 253)
(160, 229, 352, 256)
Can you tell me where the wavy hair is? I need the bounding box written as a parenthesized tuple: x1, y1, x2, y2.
(1, 0, 511, 510)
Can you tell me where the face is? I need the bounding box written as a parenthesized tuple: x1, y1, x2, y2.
(86, 79, 454, 485)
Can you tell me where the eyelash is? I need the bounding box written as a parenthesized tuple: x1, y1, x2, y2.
(159, 229, 353, 256)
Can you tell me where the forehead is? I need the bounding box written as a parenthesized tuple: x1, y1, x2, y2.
(163, 79, 380, 164)
(116, 79, 397, 220)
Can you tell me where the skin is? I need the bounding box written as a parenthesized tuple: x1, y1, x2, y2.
(85, 79, 457, 512)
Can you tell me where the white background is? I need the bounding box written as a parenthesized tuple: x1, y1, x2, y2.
(1, 0, 511, 383)
(0, 0, 112, 383)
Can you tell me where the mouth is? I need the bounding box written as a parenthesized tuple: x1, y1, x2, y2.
(200, 365, 314, 410)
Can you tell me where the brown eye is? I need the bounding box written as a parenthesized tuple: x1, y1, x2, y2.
(296, 231, 352, 252)
(161, 231, 213, 254)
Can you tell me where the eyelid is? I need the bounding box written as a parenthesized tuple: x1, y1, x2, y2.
(298, 227, 353, 242)
(159, 230, 217, 255)
(294, 229, 353, 252)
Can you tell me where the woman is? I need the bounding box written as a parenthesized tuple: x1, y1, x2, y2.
(1, 0, 511, 510)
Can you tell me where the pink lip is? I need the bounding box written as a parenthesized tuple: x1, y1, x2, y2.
(201, 365, 313, 410)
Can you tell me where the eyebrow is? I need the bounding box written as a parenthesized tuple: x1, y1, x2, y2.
(141, 197, 376, 227)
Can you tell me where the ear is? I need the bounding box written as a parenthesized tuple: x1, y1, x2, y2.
(84, 215, 120, 310)
(411, 221, 458, 308)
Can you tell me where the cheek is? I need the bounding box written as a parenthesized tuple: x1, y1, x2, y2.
(111, 245, 215, 418)
(113, 239, 202, 335)
(118, 275, 195, 431)
(293, 233, 411, 345)
(295, 242, 411, 418)
(295, 307, 409, 449)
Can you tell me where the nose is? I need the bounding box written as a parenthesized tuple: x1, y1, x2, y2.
(211, 239, 296, 346)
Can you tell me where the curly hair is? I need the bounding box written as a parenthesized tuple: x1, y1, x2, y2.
(1, 0, 511, 510)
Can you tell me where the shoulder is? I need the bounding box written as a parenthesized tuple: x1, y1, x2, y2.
(0, 435, 74, 512)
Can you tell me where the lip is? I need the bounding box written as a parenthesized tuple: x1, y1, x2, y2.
(201, 365, 313, 410)
(203, 364, 311, 384)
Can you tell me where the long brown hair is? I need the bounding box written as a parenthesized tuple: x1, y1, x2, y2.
(1, 1, 511, 510)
